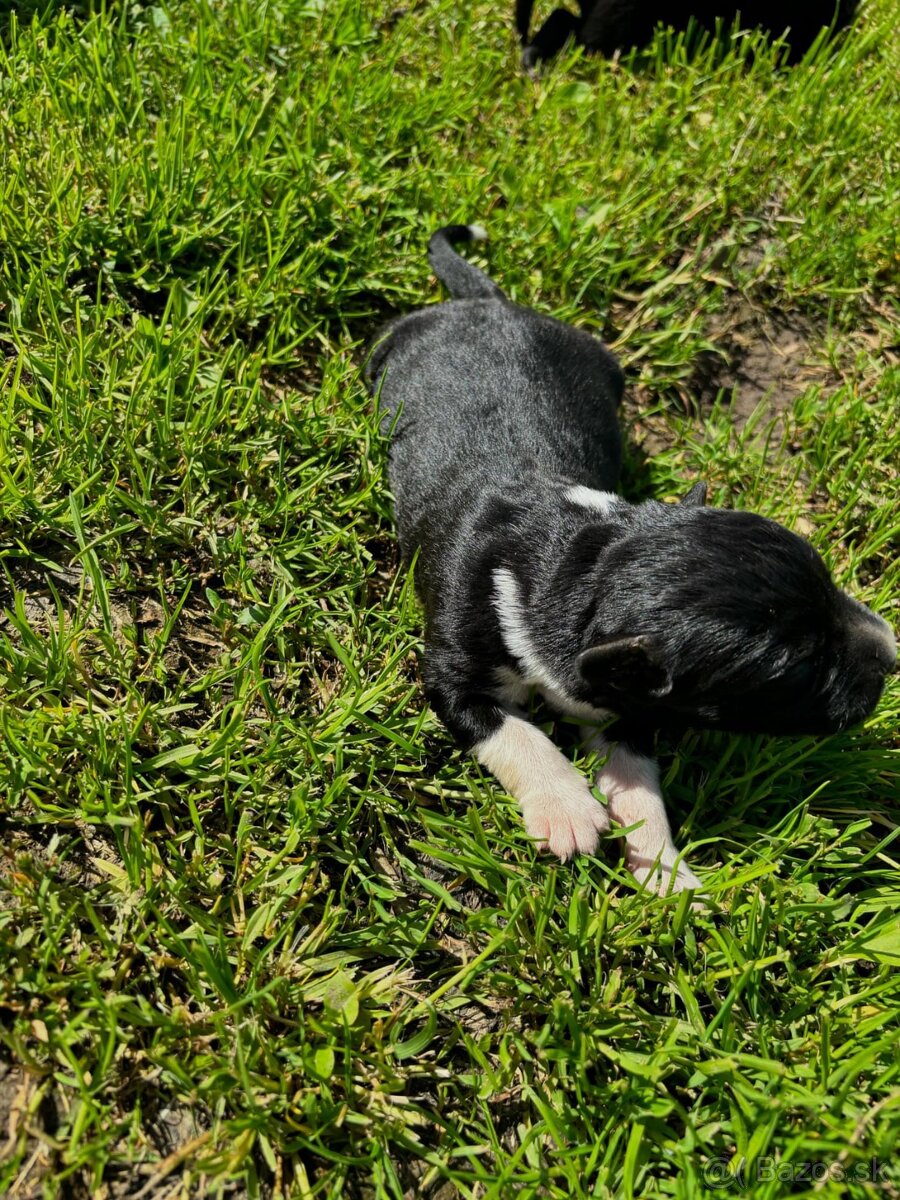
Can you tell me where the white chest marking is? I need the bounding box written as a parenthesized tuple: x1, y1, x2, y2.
(491, 567, 609, 722)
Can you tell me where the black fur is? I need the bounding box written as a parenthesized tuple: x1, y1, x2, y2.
(517, 0, 859, 68)
(367, 227, 896, 763)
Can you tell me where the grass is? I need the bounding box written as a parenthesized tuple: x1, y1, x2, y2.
(0, 0, 899, 1195)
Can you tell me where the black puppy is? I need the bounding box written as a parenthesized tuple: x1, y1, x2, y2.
(367, 225, 896, 895)
(517, 0, 858, 69)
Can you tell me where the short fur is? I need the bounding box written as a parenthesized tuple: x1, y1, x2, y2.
(367, 226, 896, 893)
(517, 0, 859, 68)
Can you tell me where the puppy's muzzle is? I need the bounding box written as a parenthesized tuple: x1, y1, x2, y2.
(850, 601, 897, 674)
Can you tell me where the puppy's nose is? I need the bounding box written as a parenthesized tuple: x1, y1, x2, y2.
(873, 623, 898, 674)
(843, 594, 897, 674)
(874, 641, 898, 676)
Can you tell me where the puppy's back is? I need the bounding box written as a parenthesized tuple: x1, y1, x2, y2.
(373, 297, 623, 490)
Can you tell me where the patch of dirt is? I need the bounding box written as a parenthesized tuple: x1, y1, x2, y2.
(373, 0, 431, 36)
(0, 558, 229, 689)
(0, 1050, 235, 1200)
(0, 1059, 59, 1198)
(363, 533, 400, 606)
(259, 351, 323, 402)
(689, 298, 838, 429)
(0, 563, 82, 628)
(1, 821, 108, 893)
(620, 399, 681, 458)
(624, 290, 840, 456)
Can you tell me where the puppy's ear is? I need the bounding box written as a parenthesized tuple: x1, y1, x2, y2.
(680, 481, 708, 507)
(577, 636, 672, 699)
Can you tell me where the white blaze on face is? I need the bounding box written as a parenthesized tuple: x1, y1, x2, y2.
(475, 714, 609, 862)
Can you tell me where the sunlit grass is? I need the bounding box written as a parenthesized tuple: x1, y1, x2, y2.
(1, 0, 898, 1195)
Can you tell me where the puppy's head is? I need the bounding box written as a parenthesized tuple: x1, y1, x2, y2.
(577, 490, 896, 736)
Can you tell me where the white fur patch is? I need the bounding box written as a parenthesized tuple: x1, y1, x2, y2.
(476, 714, 609, 861)
(593, 741, 702, 896)
(492, 664, 532, 711)
(564, 486, 618, 516)
(467, 223, 488, 241)
(492, 568, 608, 721)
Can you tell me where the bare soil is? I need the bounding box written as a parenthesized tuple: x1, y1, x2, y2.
(625, 291, 840, 455)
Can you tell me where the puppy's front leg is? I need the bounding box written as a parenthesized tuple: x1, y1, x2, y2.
(427, 672, 608, 860)
(476, 714, 609, 861)
(588, 735, 701, 895)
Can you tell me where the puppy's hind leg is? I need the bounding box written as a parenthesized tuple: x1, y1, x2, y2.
(585, 732, 702, 896)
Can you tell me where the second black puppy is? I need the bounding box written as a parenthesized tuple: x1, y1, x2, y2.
(517, 0, 858, 69)
(368, 226, 896, 895)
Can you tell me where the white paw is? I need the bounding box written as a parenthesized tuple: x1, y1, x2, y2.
(521, 787, 609, 862)
(629, 851, 703, 898)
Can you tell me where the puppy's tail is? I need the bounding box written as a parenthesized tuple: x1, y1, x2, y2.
(427, 225, 504, 301)
(515, 0, 535, 43)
